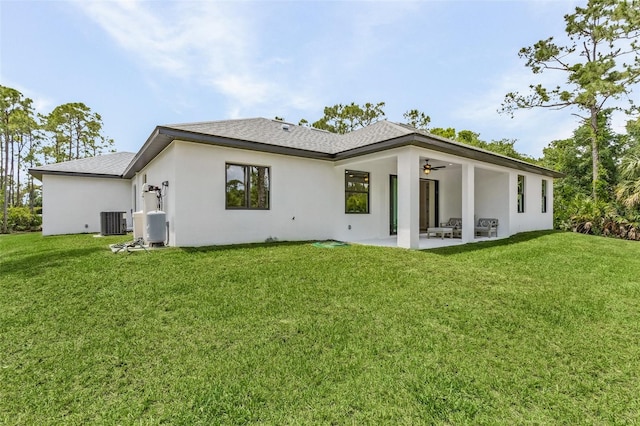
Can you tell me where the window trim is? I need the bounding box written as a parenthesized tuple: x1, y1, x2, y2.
(345, 169, 370, 214)
(517, 174, 525, 213)
(225, 163, 271, 210)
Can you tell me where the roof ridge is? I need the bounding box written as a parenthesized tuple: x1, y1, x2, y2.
(40, 151, 136, 164)
(344, 119, 414, 135)
(268, 119, 336, 135)
(29, 151, 137, 180)
(388, 121, 419, 131)
(164, 117, 266, 128)
(378, 120, 418, 135)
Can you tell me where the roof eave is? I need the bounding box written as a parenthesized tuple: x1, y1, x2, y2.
(28, 169, 42, 181)
(335, 133, 564, 178)
(28, 169, 124, 181)
(124, 121, 564, 180)
(162, 127, 335, 160)
(122, 127, 171, 179)
(122, 126, 334, 178)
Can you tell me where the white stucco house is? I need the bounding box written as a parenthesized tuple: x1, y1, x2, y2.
(29, 118, 562, 249)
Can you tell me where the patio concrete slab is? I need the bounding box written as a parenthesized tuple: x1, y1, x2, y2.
(350, 235, 500, 249)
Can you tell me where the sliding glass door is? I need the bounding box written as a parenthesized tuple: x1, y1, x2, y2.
(390, 175, 439, 235)
(390, 175, 398, 235)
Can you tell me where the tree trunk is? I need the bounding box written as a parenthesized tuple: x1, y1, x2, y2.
(28, 176, 34, 213)
(3, 129, 9, 234)
(68, 127, 73, 161)
(0, 132, 3, 226)
(76, 126, 80, 159)
(10, 136, 15, 206)
(590, 108, 599, 200)
(15, 149, 21, 207)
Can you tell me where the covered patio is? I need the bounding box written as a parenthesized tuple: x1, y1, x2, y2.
(392, 147, 512, 249)
(336, 144, 512, 250)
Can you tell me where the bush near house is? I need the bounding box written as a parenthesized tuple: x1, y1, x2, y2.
(556, 195, 640, 240)
(0, 207, 42, 233)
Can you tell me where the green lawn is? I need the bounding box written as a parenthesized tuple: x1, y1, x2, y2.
(1, 231, 639, 424)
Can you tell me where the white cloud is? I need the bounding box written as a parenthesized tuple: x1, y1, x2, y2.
(456, 45, 639, 157)
(452, 61, 586, 156)
(73, 0, 342, 121)
(71, 0, 438, 123)
(212, 74, 273, 107)
(343, 2, 421, 69)
(0, 76, 55, 114)
(72, 0, 617, 148)
(73, 1, 277, 111)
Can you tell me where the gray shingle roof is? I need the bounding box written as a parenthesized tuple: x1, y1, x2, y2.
(165, 118, 414, 154)
(29, 117, 563, 180)
(29, 152, 136, 180)
(340, 121, 415, 151)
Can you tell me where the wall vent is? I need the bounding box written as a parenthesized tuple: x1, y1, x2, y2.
(100, 211, 127, 235)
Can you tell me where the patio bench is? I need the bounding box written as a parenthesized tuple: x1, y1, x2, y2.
(475, 218, 499, 238)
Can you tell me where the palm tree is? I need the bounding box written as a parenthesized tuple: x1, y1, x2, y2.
(616, 152, 640, 208)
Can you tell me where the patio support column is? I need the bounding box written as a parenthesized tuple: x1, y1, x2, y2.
(461, 163, 475, 243)
(397, 148, 420, 249)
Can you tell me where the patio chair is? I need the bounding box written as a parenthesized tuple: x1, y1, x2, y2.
(440, 217, 462, 238)
(475, 218, 499, 238)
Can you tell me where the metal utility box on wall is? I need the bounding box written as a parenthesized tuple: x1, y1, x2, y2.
(100, 211, 126, 235)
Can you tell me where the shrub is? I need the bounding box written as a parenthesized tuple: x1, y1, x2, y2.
(1, 207, 42, 233)
(558, 196, 640, 241)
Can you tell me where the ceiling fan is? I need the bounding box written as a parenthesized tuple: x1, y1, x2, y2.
(423, 159, 446, 175)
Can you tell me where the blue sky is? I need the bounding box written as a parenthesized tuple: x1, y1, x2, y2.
(1, 0, 613, 158)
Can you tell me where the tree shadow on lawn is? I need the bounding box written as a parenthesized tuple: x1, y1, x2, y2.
(426, 230, 563, 256)
(0, 247, 104, 278)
